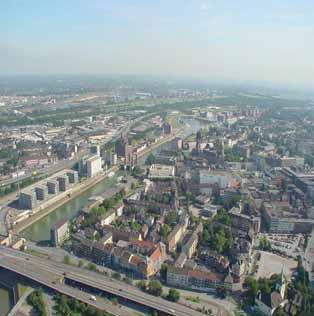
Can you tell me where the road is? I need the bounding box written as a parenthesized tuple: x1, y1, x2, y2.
(0, 158, 78, 189)
(161, 284, 235, 316)
(0, 246, 204, 316)
(0, 249, 136, 316)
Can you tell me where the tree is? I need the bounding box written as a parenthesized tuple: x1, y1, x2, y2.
(259, 278, 271, 295)
(87, 263, 97, 272)
(160, 264, 168, 281)
(165, 210, 177, 226)
(160, 224, 171, 239)
(213, 229, 226, 253)
(167, 288, 180, 302)
(273, 307, 285, 316)
(216, 286, 228, 298)
(147, 280, 163, 296)
(259, 235, 271, 251)
(146, 153, 156, 165)
(27, 290, 47, 316)
(112, 272, 121, 280)
(63, 255, 71, 265)
(136, 280, 146, 291)
(216, 208, 231, 225)
(244, 276, 259, 304)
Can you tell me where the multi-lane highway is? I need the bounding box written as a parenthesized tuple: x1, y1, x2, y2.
(0, 246, 204, 316)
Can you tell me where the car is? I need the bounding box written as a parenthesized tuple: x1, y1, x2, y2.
(90, 295, 97, 301)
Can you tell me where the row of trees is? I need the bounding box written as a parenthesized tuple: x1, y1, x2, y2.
(54, 294, 111, 316)
(291, 258, 314, 315)
(0, 176, 40, 197)
(136, 279, 180, 302)
(259, 235, 272, 251)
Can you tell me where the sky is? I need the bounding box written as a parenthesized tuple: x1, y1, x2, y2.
(1, 0, 314, 89)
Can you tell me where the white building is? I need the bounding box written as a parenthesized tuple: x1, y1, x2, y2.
(199, 170, 230, 189)
(86, 155, 102, 178)
(148, 164, 175, 179)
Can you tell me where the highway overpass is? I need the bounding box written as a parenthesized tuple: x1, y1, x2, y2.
(0, 246, 203, 316)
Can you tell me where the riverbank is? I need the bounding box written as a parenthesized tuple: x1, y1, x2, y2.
(12, 168, 117, 235)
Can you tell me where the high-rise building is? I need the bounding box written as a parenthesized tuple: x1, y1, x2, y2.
(47, 179, 59, 195)
(57, 175, 69, 192)
(50, 218, 69, 247)
(110, 151, 118, 166)
(19, 189, 37, 210)
(90, 145, 100, 157)
(196, 131, 202, 154)
(86, 155, 102, 177)
(163, 123, 172, 135)
(66, 170, 79, 184)
(35, 185, 48, 201)
(115, 137, 128, 157)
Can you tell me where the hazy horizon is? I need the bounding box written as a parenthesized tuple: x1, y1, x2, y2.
(1, 0, 314, 90)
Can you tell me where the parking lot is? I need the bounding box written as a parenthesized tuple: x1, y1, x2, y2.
(256, 251, 297, 279)
(264, 233, 304, 258)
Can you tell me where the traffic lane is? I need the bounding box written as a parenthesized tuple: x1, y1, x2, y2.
(1, 248, 203, 316)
